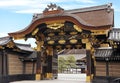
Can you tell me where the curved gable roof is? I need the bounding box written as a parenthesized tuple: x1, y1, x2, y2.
(8, 3, 114, 39)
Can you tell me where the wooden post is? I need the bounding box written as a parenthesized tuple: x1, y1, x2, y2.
(46, 55, 52, 79)
(35, 41, 44, 80)
(0, 51, 2, 75)
(86, 50, 92, 82)
(86, 43, 92, 82)
(46, 46, 53, 79)
(36, 51, 41, 80)
(32, 61, 35, 74)
(23, 61, 26, 74)
(3, 50, 8, 76)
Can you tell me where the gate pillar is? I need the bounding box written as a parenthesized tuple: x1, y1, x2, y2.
(35, 41, 44, 80)
(46, 46, 53, 79)
(86, 42, 92, 82)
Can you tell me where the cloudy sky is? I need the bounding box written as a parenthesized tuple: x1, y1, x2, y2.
(0, 0, 120, 47)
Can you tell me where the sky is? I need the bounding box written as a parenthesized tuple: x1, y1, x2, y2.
(0, 0, 120, 47)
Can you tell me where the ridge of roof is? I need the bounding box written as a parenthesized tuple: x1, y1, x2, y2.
(32, 3, 112, 21)
(65, 3, 112, 13)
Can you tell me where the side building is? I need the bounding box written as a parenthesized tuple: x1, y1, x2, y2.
(0, 36, 37, 83)
(93, 28, 120, 83)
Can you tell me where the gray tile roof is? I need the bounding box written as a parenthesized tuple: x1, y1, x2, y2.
(19, 51, 37, 61)
(95, 47, 120, 61)
(0, 36, 11, 46)
(27, 51, 37, 59)
(0, 36, 34, 52)
(95, 47, 113, 58)
(15, 43, 34, 52)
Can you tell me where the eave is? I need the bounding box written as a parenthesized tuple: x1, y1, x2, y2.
(8, 15, 112, 39)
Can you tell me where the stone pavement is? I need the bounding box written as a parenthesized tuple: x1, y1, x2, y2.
(58, 73, 86, 81)
(11, 80, 90, 83)
(11, 74, 90, 83)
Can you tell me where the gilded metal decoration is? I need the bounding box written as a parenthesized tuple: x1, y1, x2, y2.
(74, 25, 82, 32)
(70, 39, 78, 44)
(59, 32, 65, 35)
(75, 45, 81, 48)
(48, 40, 55, 45)
(58, 39, 66, 44)
(47, 22, 64, 30)
(48, 33, 55, 36)
(32, 28, 39, 36)
(66, 45, 71, 49)
(70, 32, 78, 35)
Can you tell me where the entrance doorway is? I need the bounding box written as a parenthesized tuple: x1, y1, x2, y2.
(58, 49, 86, 81)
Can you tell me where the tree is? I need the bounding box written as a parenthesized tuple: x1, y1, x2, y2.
(58, 57, 67, 73)
(66, 56, 76, 68)
(58, 55, 76, 73)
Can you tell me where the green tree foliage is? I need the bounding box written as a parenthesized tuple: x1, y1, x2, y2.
(66, 56, 76, 68)
(58, 57, 67, 73)
(58, 55, 76, 73)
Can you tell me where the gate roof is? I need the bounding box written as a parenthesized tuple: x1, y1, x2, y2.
(8, 3, 114, 39)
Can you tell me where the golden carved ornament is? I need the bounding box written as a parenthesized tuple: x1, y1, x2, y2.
(74, 25, 82, 32)
(59, 32, 65, 35)
(70, 32, 78, 35)
(76, 45, 81, 48)
(58, 39, 66, 44)
(32, 28, 39, 36)
(48, 40, 55, 45)
(47, 23, 64, 30)
(48, 33, 55, 36)
(70, 39, 78, 44)
(66, 45, 71, 49)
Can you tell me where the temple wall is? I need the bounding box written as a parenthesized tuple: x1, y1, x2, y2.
(25, 62, 36, 74)
(96, 62, 106, 76)
(8, 54, 23, 75)
(96, 61, 120, 77)
(109, 62, 120, 77)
